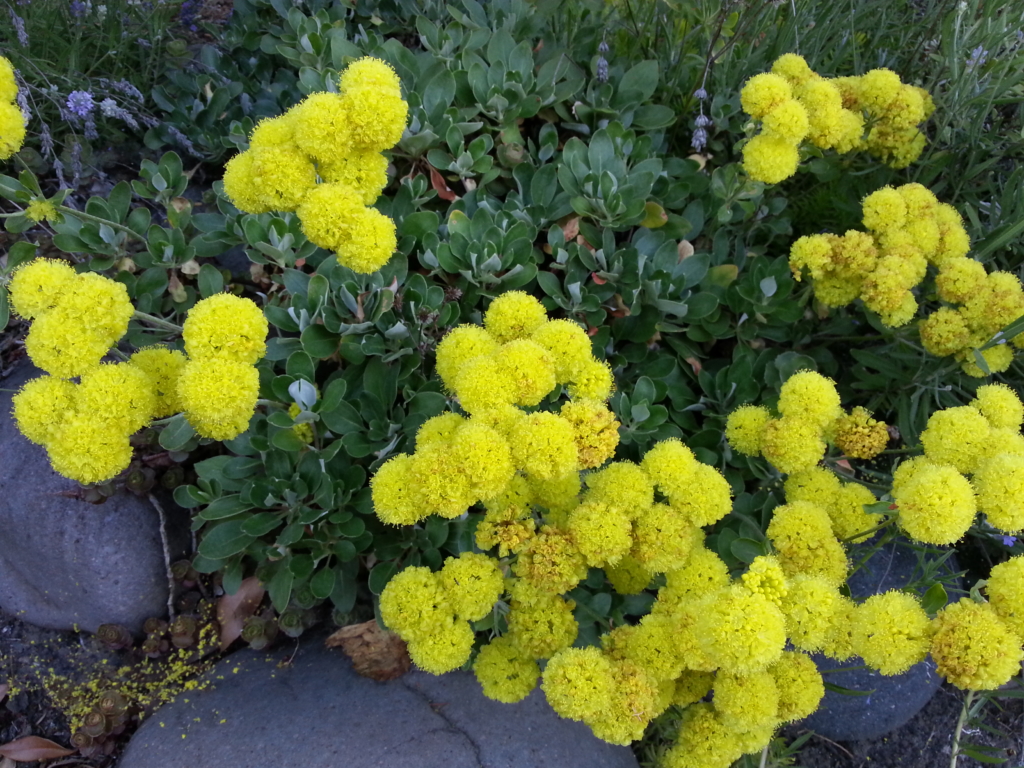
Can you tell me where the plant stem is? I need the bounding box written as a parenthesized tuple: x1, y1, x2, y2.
(759, 744, 769, 768)
(57, 205, 146, 242)
(949, 689, 976, 768)
(133, 311, 183, 333)
(840, 516, 895, 544)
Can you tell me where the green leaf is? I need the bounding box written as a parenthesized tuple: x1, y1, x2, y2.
(268, 561, 294, 611)
(920, 582, 948, 615)
(198, 495, 251, 521)
(959, 746, 1008, 764)
(615, 60, 659, 107)
(864, 500, 893, 515)
(730, 538, 765, 563)
(198, 263, 224, 298)
(369, 561, 399, 594)
(272, 428, 307, 451)
(823, 683, 874, 696)
(400, 211, 440, 241)
(0, 288, 8, 331)
(310, 566, 336, 600)
(240, 512, 284, 537)
(301, 325, 340, 359)
(198, 519, 256, 560)
(774, 352, 817, 383)
(159, 414, 196, 451)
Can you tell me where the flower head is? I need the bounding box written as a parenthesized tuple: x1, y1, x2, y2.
(183, 294, 268, 365)
(931, 599, 1023, 690)
(177, 358, 260, 441)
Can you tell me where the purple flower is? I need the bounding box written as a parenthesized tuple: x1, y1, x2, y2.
(596, 57, 608, 83)
(1003, 535, 1018, 547)
(66, 90, 95, 118)
(8, 9, 28, 47)
(694, 87, 708, 100)
(70, 0, 90, 18)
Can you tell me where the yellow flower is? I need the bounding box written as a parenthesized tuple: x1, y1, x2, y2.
(767, 501, 848, 585)
(632, 502, 698, 573)
(778, 370, 841, 430)
(496, 339, 557, 406)
(439, 552, 504, 621)
(450, 421, 514, 501)
(24, 200, 57, 223)
(663, 703, 742, 768)
(667, 462, 732, 528)
(452, 355, 516, 414)
(513, 525, 587, 593)
(221, 151, 273, 214)
(509, 413, 578, 480)
(483, 291, 548, 343)
(0, 101, 25, 161)
(292, 92, 350, 163)
(248, 113, 296, 148)
(832, 406, 889, 459)
(781, 574, 842, 652)
(560, 398, 620, 469)
(130, 347, 187, 418)
(568, 500, 632, 567)
(762, 99, 809, 143)
(24, 317, 112, 379)
(985, 556, 1024, 642)
(584, 460, 652, 518)
(761, 416, 826, 475)
(530, 319, 593, 382)
(378, 565, 452, 642)
(473, 636, 539, 704)
(851, 591, 933, 675)
(740, 72, 793, 119)
(920, 405, 991, 474)
(920, 307, 971, 358)
(12, 375, 77, 446)
(434, 325, 499, 391)
(335, 206, 397, 274)
(640, 438, 697, 498)
(960, 344, 1014, 378)
(858, 68, 902, 113)
(586, 660, 660, 745)
(177, 358, 260, 441)
(0, 55, 17, 103)
(77, 363, 157, 435)
(249, 144, 318, 212)
(672, 670, 715, 708)
(567, 358, 614, 401)
(827, 482, 881, 542)
(972, 453, 1024, 533)
(295, 181, 364, 251)
(338, 57, 407, 152)
(742, 133, 800, 184)
(541, 646, 614, 722)
(415, 412, 465, 449)
(655, 545, 730, 612)
(936, 258, 987, 304)
(741, 555, 788, 608)
(602, 614, 683, 683)
(506, 581, 578, 658)
(317, 149, 389, 205)
(46, 412, 133, 485)
(771, 651, 825, 723)
(772, 53, 815, 85)
(605, 555, 652, 595)
(789, 234, 833, 282)
(972, 383, 1024, 430)
(183, 294, 268, 365)
(407, 619, 474, 674)
(409, 442, 474, 518)
(8, 258, 77, 320)
(931, 599, 1023, 690)
(475, 503, 536, 556)
(893, 461, 976, 545)
(696, 585, 786, 673)
(713, 669, 780, 732)
(371, 454, 426, 526)
(725, 404, 771, 456)
(861, 186, 907, 233)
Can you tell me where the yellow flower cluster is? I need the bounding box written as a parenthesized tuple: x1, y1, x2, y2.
(740, 54, 933, 183)
(11, 265, 267, 483)
(221, 57, 406, 274)
(921, 259, 1024, 376)
(790, 183, 969, 328)
(379, 553, 504, 674)
(0, 56, 25, 160)
(727, 370, 889, 475)
(893, 386, 1024, 542)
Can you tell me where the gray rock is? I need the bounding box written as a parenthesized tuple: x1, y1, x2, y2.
(118, 634, 639, 768)
(802, 538, 958, 742)
(0, 361, 184, 633)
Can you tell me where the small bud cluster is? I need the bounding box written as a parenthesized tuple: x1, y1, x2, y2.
(10, 259, 267, 483)
(790, 183, 970, 328)
(740, 53, 933, 183)
(222, 57, 408, 274)
(0, 55, 25, 160)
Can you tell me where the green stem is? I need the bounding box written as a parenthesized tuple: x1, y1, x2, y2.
(949, 689, 976, 768)
(133, 311, 183, 333)
(257, 399, 286, 409)
(56, 205, 146, 242)
(840, 516, 895, 544)
(877, 447, 921, 455)
(759, 744, 769, 768)
(149, 415, 179, 427)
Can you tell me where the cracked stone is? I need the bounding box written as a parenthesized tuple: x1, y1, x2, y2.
(118, 631, 639, 768)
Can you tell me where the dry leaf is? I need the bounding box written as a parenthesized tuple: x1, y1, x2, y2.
(217, 577, 265, 651)
(677, 240, 695, 261)
(0, 736, 75, 761)
(560, 215, 580, 241)
(428, 166, 458, 202)
(0, 755, 15, 768)
(168, 271, 187, 303)
(685, 356, 702, 375)
(326, 621, 410, 681)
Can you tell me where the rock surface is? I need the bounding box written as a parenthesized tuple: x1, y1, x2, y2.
(803, 538, 956, 741)
(0, 361, 183, 633)
(118, 633, 639, 768)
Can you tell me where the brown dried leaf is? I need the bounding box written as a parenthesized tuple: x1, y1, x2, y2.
(0, 736, 75, 761)
(217, 576, 265, 651)
(677, 240, 695, 261)
(429, 165, 458, 202)
(326, 621, 410, 681)
(685, 356, 702, 375)
(0, 755, 14, 768)
(560, 215, 580, 241)
(178, 258, 201, 275)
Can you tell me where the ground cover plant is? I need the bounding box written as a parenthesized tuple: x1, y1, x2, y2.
(1, 0, 1024, 765)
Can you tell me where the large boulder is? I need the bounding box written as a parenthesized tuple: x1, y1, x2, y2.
(118, 634, 639, 768)
(802, 538, 956, 741)
(0, 361, 184, 633)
